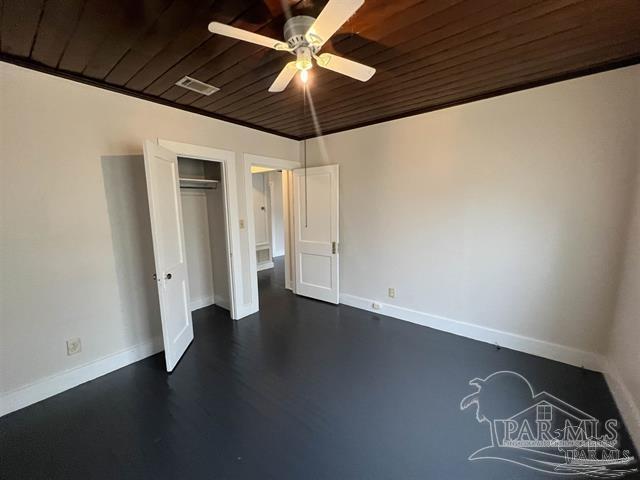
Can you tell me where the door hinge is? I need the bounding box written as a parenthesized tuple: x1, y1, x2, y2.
(332, 241, 338, 254)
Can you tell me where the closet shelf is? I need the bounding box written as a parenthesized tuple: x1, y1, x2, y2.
(179, 177, 218, 184)
(179, 177, 219, 190)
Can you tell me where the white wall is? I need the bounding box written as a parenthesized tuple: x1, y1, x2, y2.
(252, 172, 270, 245)
(605, 88, 640, 447)
(2, 59, 639, 422)
(306, 65, 640, 363)
(0, 62, 298, 400)
(269, 171, 285, 257)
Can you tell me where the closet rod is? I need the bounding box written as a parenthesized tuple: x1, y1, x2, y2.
(180, 186, 215, 190)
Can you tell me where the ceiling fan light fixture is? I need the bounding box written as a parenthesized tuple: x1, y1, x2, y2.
(300, 69, 309, 84)
(295, 47, 313, 71)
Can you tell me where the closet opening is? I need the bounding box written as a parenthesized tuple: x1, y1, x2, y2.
(178, 156, 232, 314)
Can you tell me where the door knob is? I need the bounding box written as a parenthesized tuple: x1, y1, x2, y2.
(165, 273, 172, 280)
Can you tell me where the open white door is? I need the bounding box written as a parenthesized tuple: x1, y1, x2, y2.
(292, 165, 339, 304)
(143, 140, 193, 372)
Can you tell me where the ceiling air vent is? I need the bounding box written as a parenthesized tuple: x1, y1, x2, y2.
(175, 76, 219, 95)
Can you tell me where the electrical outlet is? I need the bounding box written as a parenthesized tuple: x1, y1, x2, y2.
(388, 287, 396, 298)
(239, 219, 245, 229)
(66, 337, 82, 356)
(372, 302, 382, 310)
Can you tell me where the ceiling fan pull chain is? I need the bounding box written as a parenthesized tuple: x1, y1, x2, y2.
(304, 83, 308, 228)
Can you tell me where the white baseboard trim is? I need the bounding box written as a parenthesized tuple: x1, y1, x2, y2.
(214, 295, 230, 311)
(257, 261, 274, 272)
(339, 293, 603, 371)
(0, 336, 164, 417)
(234, 303, 259, 320)
(602, 358, 640, 450)
(190, 295, 215, 311)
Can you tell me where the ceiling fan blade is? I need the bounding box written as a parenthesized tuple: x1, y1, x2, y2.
(316, 53, 375, 81)
(208, 22, 290, 50)
(305, 0, 364, 47)
(269, 62, 298, 92)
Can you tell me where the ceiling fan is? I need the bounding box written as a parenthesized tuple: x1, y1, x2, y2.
(208, 0, 375, 92)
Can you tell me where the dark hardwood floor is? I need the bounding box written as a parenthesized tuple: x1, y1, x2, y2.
(1, 257, 637, 479)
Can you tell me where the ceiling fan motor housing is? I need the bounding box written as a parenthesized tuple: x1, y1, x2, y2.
(284, 15, 319, 53)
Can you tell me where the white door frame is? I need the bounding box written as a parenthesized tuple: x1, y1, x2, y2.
(244, 153, 301, 309)
(157, 139, 245, 319)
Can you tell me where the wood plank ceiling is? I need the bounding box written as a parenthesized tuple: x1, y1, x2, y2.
(1, 0, 639, 140)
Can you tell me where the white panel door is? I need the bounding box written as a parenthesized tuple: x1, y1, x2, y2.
(293, 165, 339, 304)
(143, 140, 193, 372)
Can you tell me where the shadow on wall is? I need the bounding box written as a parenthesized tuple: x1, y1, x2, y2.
(101, 155, 161, 346)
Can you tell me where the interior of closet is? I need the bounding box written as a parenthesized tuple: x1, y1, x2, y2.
(178, 157, 230, 311)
